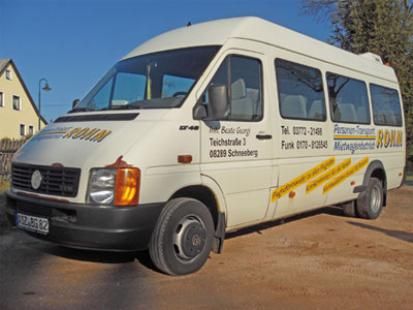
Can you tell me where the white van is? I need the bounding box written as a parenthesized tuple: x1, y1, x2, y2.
(6, 17, 405, 275)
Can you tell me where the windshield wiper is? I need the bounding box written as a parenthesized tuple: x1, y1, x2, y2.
(68, 107, 96, 113)
(106, 104, 144, 110)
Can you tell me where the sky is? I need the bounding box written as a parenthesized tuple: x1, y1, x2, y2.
(0, 0, 330, 121)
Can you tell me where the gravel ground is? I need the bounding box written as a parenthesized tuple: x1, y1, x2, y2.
(0, 184, 10, 234)
(0, 186, 412, 309)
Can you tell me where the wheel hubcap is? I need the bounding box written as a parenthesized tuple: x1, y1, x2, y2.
(370, 185, 382, 213)
(173, 216, 207, 261)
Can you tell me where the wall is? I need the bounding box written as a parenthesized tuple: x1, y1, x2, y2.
(0, 63, 46, 139)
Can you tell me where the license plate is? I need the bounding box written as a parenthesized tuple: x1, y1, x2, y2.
(17, 213, 49, 235)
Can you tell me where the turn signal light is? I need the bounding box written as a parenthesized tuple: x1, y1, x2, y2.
(178, 155, 193, 164)
(114, 168, 140, 206)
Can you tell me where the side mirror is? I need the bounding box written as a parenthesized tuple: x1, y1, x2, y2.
(193, 104, 208, 120)
(208, 84, 228, 120)
(72, 98, 80, 109)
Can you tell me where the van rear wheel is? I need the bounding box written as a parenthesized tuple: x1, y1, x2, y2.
(149, 198, 214, 275)
(356, 177, 384, 219)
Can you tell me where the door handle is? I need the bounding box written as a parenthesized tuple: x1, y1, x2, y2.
(256, 134, 272, 140)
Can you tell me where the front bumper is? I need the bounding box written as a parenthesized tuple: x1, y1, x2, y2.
(5, 190, 164, 251)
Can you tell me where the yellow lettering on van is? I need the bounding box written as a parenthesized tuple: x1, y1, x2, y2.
(396, 131, 403, 146)
(376, 129, 383, 148)
(90, 130, 112, 142)
(306, 158, 351, 193)
(62, 127, 81, 139)
(72, 127, 90, 139)
(81, 128, 100, 140)
(272, 157, 335, 202)
(390, 130, 396, 147)
(384, 130, 390, 148)
(376, 129, 403, 149)
(323, 157, 369, 193)
(61, 127, 112, 143)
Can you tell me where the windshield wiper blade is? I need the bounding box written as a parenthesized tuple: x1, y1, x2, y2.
(106, 105, 143, 110)
(108, 105, 140, 110)
(68, 107, 96, 113)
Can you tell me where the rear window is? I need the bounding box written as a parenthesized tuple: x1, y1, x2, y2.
(327, 73, 370, 124)
(370, 84, 402, 127)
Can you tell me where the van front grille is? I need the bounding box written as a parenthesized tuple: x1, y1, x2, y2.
(12, 163, 80, 197)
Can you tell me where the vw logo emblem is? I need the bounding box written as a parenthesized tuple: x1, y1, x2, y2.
(31, 170, 43, 190)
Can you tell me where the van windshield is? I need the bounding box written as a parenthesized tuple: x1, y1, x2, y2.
(72, 46, 220, 112)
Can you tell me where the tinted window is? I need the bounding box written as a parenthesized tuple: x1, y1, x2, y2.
(275, 59, 326, 121)
(200, 55, 263, 121)
(370, 84, 402, 126)
(327, 73, 370, 124)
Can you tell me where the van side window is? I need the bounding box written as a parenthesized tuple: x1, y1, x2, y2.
(327, 73, 370, 124)
(370, 84, 402, 126)
(275, 59, 326, 121)
(200, 55, 263, 121)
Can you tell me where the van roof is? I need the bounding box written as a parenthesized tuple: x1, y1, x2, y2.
(124, 16, 396, 83)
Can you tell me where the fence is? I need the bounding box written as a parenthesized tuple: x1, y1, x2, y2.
(0, 138, 25, 184)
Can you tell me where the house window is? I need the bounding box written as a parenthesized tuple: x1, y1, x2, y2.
(13, 95, 21, 110)
(5, 69, 12, 80)
(28, 126, 34, 136)
(0, 92, 3, 107)
(20, 124, 25, 137)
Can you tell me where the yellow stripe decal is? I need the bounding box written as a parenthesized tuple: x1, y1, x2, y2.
(323, 157, 369, 193)
(334, 135, 376, 140)
(272, 157, 335, 202)
(306, 158, 352, 193)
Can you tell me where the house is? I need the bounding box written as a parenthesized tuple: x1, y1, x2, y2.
(0, 59, 47, 139)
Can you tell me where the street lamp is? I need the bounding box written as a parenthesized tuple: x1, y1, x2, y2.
(38, 78, 52, 131)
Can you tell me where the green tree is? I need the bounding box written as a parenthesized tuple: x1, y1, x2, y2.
(303, 0, 413, 150)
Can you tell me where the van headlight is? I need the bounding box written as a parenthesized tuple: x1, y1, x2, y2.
(87, 168, 140, 206)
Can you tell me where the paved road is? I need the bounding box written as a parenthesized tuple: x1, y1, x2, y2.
(1, 187, 413, 309)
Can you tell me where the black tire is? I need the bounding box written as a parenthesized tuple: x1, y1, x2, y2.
(356, 177, 384, 219)
(342, 200, 357, 217)
(149, 198, 214, 275)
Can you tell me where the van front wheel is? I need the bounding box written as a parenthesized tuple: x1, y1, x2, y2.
(356, 177, 384, 219)
(149, 198, 214, 275)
